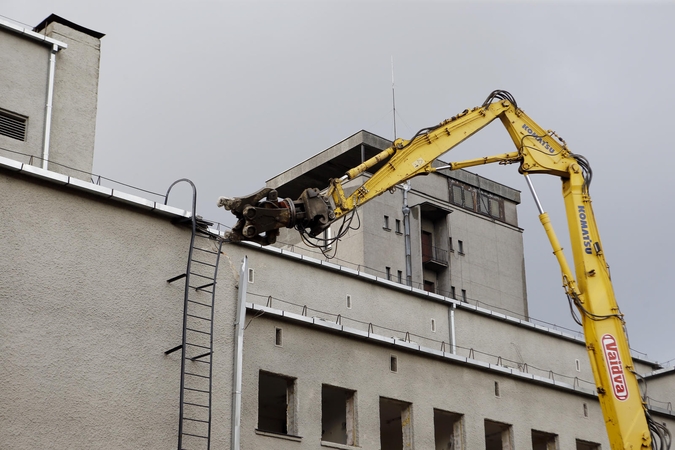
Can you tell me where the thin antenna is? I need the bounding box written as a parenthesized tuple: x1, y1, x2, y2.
(391, 56, 397, 139)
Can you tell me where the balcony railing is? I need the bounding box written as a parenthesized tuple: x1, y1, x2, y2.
(422, 245, 448, 270)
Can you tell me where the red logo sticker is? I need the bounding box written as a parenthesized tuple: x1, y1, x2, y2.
(601, 334, 629, 401)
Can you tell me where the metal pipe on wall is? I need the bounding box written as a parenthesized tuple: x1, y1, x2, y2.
(402, 182, 412, 286)
(42, 44, 58, 170)
(231, 257, 248, 450)
(450, 303, 456, 354)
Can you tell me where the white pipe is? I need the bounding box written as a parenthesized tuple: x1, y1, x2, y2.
(231, 256, 248, 450)
(402, 182, 412, 286)
(42, 44, 58, 170)
(450, 303, 456, 354)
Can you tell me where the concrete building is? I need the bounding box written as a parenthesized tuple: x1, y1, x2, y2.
(1, 14, 673, 450)
(0, 14, 103, 179)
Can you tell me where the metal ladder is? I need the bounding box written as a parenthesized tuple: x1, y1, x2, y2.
(164, 179, 223, 450)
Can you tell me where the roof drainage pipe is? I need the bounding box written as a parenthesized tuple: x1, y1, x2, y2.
(231, 256, 248, 450)
(42, 44, 59, 170)
(402, 182, 412, 286)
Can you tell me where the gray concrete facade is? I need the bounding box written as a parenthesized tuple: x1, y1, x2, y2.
(0, 15, 103, 180)
(1, 156, 673, 449)
(269, 131, 529, 319)
(1, 14, 673, 450)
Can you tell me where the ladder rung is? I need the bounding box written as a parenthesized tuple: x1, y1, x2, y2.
(183, 417, 210, 424)
(189, 272, 214, 280)
(192, 259, 217, 268)
(193, 247, 218, 255)
(185, 372, 210, 379)
(188, 358, 211, 365)
(182, 432, 208, 439)
(164, 344, 183, 355)
(184, 401, 209, 408)
(187, 299, 212, 308)
(190, 351, 212, 361)
(185, 386, 210, 394)
(195, 282, 215, 291)
(189, 286, 213, 294)
(167, 273, 187, 283)
(186, 342, 211, 350)
(186, 327, 210, 335)
(187, 314, 211, 322)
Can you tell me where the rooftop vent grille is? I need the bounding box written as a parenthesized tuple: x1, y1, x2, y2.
(0, 110, 27, 141)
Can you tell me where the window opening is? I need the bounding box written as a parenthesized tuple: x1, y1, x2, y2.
(532, 430, 558, 450)
(449, 237, 454, 252)
(583, 402, 588, 417)
(576, 439, 601, 450)
(424, 280, 435, 293)
(395, 219, 402, 233)
(434, 409, 463, 450)
(484, 419, 512, 450)
(422, 230, 433, 262)
(458, 240, 464, 254)
(248, 268, 255, 283)
(464, 188, 474, 209)
(379, 397, 412, 450)
(390, 355, 398, 372)
(461, 289, 467, 303)
(575, 358, 581, 372)
(0, 109, 27, 141)
(258, 371, 297, 435)
(383, 215, 390, 230)
(275, 328, 283, 346)
(386, 267, 391, 281)
(321, 385, 357, 446)
(346, 295, 352, 309)
(431, 318, 436, 332)
(451, 286, 456, 299)
(494, 381, 500, 397)
(397, 270, 403, 283)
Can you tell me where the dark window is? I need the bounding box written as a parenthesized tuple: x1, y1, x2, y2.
(379, 398, 412, 450)
(275, 328, 283, 346)
(397, 270, 402, 283)
(385, 267, 391, 280)
(383, 215, 390, 230)
(422, 231, 433, 262)
(424, 280, 435, 293)
(395, 219, 401, 233)
(451, 286, 456, 299)
(484, 419, 512, 450)
(434, 409, 463, 450)
(258, 371, 297, 435)
(0, 109, 27, 141)
(322, 385, 356, 445)
(458, 240, 464, 254)
(461, 289, 467, 302)
(390, 355, 398, 372)
(532, 430, 557, 450)
(576, 439, 600, 450)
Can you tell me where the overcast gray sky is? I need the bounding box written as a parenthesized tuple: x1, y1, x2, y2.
(5, 0, 674, 363)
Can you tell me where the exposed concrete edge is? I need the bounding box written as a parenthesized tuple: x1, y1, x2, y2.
(0, 17, 68, 48)
(644, 365, 675, 380)
(247, 302, 675, 419)
(237, 239, 660, 367)
(247, 302, 598, 399)
(266, 130, 391, 189)
(0, 155, 190, 220)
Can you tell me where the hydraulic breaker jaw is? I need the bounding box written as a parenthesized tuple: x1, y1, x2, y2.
(218, 187, 334, 246)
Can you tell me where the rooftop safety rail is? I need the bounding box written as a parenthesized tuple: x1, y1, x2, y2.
(246, 291, 598, 391)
